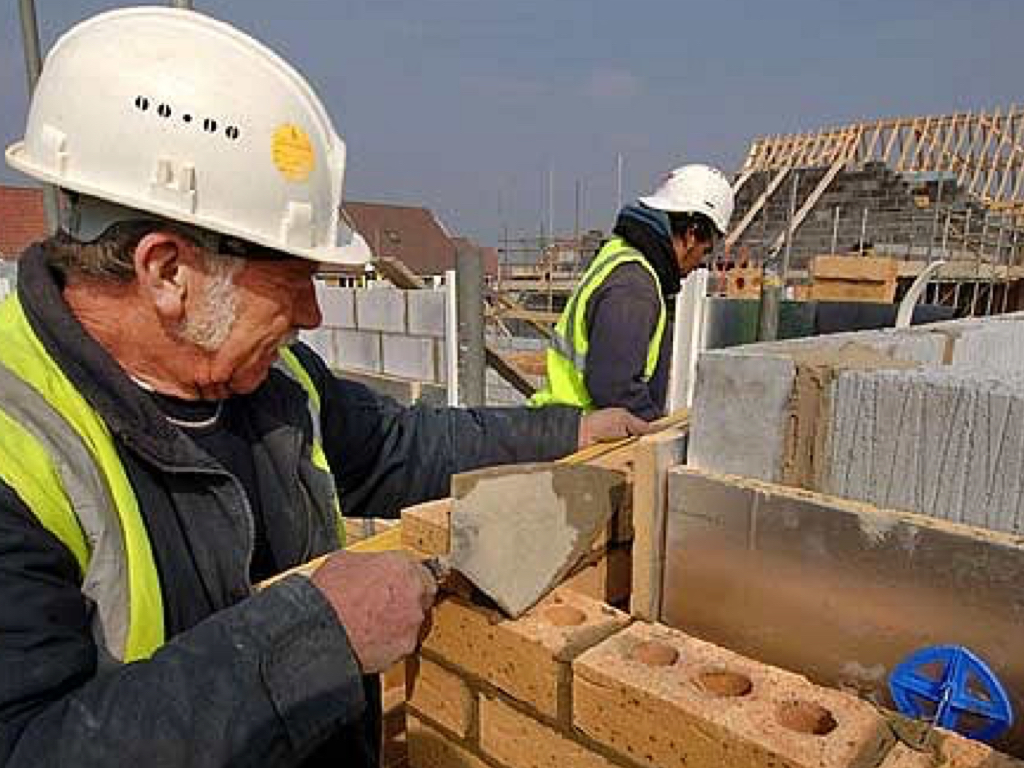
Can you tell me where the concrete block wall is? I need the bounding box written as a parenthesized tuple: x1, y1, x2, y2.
(689, 311, 1024, 534)
(731, 163, 1014, 267)
(302, 283, 536, 405)
(302, 281, 447, 386)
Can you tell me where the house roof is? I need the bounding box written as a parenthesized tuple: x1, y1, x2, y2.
(0, 185, 47, 259)
(342, 201, 458, 276)
(0, 187, 493, 278)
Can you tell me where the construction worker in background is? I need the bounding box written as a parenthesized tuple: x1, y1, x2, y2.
(532, 165, 735, 419)
(0, 8, 648, 768)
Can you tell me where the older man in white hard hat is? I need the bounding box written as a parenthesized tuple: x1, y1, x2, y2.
(532, 164, 734, 418)
(0, 8, 647, 767)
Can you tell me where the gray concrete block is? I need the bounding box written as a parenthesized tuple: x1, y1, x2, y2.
(316, 284, 355, 329)
(687, 350, 796, 482)
(334, 329, 382, 373)
(355, 286, 407, 333)
(948, 315, 1024, 374)
(381, 334, 438, 382)
(825, 367, 1024, 534)
(407, 288, 447, 338)
(299, 327, 337, 367)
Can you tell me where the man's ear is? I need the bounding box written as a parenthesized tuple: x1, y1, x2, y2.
(133, 232, 196, 323)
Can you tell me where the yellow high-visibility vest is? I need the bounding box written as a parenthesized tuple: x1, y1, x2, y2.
(531, 237, 666, 411)
(0, 293, 340, 662)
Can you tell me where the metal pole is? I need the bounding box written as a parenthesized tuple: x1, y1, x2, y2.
(986, 215, 1004, 315)
(456, 244, 486, 407)
(548, 166, 554, 243)
(1002, 226, 1018, 314)
(781, 171, 799, 284)
(615, 153, 623, 213)
(18, 0, 59, 234)
(858, 208, 869, 256)
(926, 177, 944, 263)
(830, 206, 841, 255)
(970, 211, 987, 316)
(757, 260, 781, 342)
(444, 270, 459, 406)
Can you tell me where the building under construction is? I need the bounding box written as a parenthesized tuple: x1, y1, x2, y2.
(496, 106, 1024, 321)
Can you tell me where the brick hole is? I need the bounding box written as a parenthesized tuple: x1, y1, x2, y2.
(693, 669, 753, 698)
(543, 605, 586, 627)
(628, 641, 679, 667)
(775, 701, 838, 736)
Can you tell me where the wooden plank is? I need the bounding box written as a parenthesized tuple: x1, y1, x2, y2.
(970, 107, 1000, 193)
(810, 255, 898, 281)
(724, 166, 791, 250)
(810, 279, 897, 303)
(629, 427, 687, 621)
(484, 347, 536, 397)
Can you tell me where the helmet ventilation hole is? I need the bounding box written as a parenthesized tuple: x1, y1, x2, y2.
(131, 97, 237, 142)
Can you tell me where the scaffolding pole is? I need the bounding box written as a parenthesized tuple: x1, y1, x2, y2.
(18, 0, 59, 234)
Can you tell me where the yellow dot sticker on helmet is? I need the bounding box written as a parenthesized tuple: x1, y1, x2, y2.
(272, 124, 316, 182)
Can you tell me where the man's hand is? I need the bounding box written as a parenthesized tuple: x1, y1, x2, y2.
(578, 407, 653, 449)
(311, 550, 437, 673)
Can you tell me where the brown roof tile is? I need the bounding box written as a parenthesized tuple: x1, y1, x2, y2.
(343, 201, 457, 277)
(0, 185, 47, 260)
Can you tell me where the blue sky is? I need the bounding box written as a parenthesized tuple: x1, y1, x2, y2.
(2, 1, 1021, 245)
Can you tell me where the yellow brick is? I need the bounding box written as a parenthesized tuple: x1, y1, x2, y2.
(878, 732, 1024, 767)
(407, 714, 488, 768)
(406, 657, 474, 738)
(422, 588, 629, 721)
(573, 622, 892, 768)
(400, 498, 451, 555)
(479, 694, 619, 768)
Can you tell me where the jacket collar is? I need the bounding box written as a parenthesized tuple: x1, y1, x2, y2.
(17, 245, 224, 469)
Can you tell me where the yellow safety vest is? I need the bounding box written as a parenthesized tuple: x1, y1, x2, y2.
(0, 293, 341, 662)
(531, 237, 666, 411)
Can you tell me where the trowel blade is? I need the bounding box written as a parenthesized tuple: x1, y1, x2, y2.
(446, 462, 626, 617)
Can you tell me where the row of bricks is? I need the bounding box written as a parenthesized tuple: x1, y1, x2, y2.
(410, 588, 892, 768)
(399, 493, 1022, 768)
(409, 590, 1023, 768)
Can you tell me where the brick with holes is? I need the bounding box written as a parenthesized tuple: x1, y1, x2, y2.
(573, 621, 893, 768)
(421, 588, 629, 722)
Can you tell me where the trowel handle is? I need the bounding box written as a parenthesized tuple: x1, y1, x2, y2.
(422, 555, 452, 584)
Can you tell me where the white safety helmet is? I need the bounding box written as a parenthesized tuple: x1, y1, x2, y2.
(638, 164, 735, 236)
(6, 7, 366, 265)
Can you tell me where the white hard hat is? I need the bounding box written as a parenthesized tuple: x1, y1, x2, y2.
(638, 164, 735, 236)
(6, 7, 365, 265)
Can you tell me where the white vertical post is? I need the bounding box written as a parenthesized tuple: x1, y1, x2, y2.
(444, 269, 460, 406)
(666, 268, 710, 412)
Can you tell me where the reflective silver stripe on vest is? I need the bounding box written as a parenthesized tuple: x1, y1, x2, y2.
(548, 243, 643, 373)
(0, 360, 129, 665)
(549, 330, 587, 370)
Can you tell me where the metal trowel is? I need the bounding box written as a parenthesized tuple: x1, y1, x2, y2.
(425, 462, 627, 617)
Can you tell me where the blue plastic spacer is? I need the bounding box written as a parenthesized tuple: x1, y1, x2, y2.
(889, 645, 1014, 743)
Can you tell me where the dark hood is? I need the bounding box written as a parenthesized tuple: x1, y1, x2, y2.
(612, 203, 682, 297)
